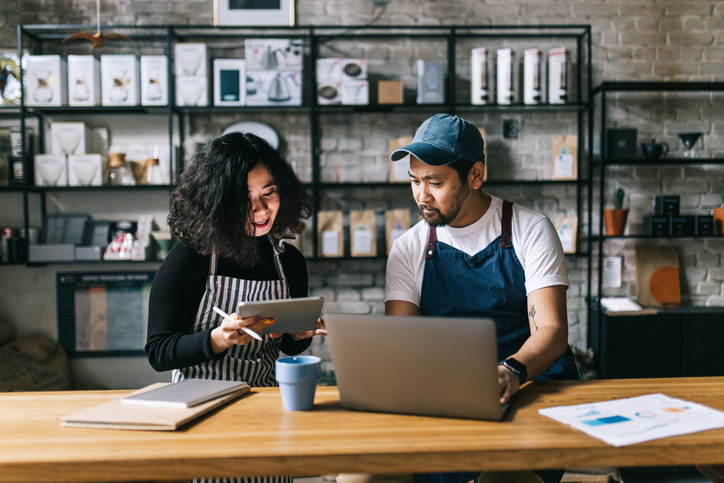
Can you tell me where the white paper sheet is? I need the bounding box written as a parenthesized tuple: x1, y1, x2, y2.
(539, 393, 724, 446)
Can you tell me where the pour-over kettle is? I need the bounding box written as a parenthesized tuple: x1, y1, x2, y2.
(268, 72, 296, 102)
(641, 138, 669, 161)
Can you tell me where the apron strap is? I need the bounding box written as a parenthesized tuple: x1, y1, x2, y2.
(425, 226, 438, 259)
(500, 200, 513, 248)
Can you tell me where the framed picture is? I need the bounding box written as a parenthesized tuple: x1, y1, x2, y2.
(214, 0, 295, 26)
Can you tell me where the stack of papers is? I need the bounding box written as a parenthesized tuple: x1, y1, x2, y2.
(539, 393, 724, 446)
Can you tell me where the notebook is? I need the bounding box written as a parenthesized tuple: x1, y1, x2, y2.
(121, 378, 249, 408)
(325, 314, 509, 420)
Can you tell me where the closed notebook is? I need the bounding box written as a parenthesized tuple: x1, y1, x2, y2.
(61, 382, 250, 431)
(121, 379, 249, 408)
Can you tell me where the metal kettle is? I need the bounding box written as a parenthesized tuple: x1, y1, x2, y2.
(268, 72, 292, 102)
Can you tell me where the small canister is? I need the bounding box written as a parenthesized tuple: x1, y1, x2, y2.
(523, 48, 542, 105)
(496, 48, 515, 105)
(470, 47, 489, 105)
(548, 48, 568, 104)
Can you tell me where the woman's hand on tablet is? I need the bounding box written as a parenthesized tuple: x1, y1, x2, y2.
(211, 314, 273, 353)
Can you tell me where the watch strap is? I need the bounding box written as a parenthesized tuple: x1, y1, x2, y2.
(499, 357, 527, 384)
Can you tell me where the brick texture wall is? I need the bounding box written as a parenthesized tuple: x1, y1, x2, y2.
(2, 1, 723, 374)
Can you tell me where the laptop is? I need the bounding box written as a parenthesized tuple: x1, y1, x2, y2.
(325, 314, 510, 420)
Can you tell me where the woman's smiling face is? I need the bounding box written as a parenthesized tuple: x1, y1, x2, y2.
(247, 161, 280, 237)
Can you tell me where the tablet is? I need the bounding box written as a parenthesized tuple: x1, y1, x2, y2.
(237, 296, 324, 335)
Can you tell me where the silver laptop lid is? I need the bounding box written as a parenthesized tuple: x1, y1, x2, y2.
(325, 314, 504, 420)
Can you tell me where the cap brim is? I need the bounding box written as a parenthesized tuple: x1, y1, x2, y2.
(389, 141, 461, 166)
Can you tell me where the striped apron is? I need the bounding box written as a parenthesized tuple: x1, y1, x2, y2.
(172, 238, 292, 483)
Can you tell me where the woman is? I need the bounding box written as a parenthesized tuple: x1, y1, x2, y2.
(146, 131, 318, 390)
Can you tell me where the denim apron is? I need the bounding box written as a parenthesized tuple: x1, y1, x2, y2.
(172, 236, 292, 483)
(416, 201, 578, 483)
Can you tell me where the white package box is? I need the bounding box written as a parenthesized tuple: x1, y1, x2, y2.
(245, 70, 301, 106)
(496, 48, 515, 105)
(245, 39, 303, 71)
(213, 59, 245, 106)
(34, 154, 68, 187)
(49, 122, 88, 156)
(548, 48, 568, 104)
(316, 58, 341, 83)
(175, 76, 208, 107)
(341, 80, 369, 106)
(523, 48, 542, 105)
(68, 154, 103, 186)
(340, 59, 367, 81)
(112, 143, 177, 184)
(470, 47, 489, 105)
(25, 55, 67, 106)
(140, 55, 168, 106)
(67, 55, 101, 106)
(174, 43, 208, 76)
(100, 55, 140, 106)
(317, 82, 341, 105)
(416, 59, 445, 104)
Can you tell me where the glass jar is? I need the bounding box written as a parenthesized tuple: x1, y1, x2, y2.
(143, 157, 164, 185)
(106, 152, 136, 186)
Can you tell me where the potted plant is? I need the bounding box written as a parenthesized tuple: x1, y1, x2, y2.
(604, 188, 628, 236)
(713, 192, 724, 235)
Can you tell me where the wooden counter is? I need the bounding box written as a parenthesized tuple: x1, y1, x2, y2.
(2, 377, 724, 483)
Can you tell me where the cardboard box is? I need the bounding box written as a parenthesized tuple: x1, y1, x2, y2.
(696, 215, 714, 236)
(341, 59, 367, 81)
(317, 82, 341, 105)
(34, 154, 68, 187)
(670, 215, 695, 236)
(378, 80, 403, 104)
(175, 76, 208, 107)
(213, 59, 245, 106)
(28, 244, 75, 262)
(100, 55, 140, 106)
(49, 122, 88, 155)
(654, 195, 680, 216)
(416, 59, 444, 104)
(25, 55, 67, 106)
(140, 55, 168, 106)
(341, 80, 368, 105)
(605, 128, 637, 160)
(74, 245, 103, 261)
(174, 43, 207, 76)
(245, 70, 302, 106)
(244, 39, 302, 71)
(68, 154, 103, 186)
(316, 58, 341, 83)
(68, 55, 101, 106)
(643, 215, 670, 236)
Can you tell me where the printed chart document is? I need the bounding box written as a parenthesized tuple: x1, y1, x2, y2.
(539, 393, 724, 446)
(121, 378, 249, 408)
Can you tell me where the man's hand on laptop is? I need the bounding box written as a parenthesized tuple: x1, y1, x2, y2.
(497, 365, 521, 404)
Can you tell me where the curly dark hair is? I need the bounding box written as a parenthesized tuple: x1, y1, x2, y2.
(168, 131, 312, 267)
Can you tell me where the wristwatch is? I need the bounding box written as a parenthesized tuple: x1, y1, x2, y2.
(499, 357, 527, 385)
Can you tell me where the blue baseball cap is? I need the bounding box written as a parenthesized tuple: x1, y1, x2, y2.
(390, 114, 485, 166)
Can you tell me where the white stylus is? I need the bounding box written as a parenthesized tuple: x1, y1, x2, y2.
(212, 306, 263, 341)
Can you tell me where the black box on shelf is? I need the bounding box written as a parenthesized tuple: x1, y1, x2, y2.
(654, 195, 680, 216)
(643, 215, 670, 236)
(670, 215, 696, 236)
(605, 129, 638, 160)
(696, 215, 715, 236)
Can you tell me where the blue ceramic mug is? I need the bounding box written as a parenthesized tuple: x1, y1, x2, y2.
(275, 355, 321, 411)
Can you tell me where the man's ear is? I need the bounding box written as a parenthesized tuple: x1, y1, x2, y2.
(469, 160, 485, 190)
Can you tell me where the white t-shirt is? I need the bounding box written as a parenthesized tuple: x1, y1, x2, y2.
(385, 195, 570, 307)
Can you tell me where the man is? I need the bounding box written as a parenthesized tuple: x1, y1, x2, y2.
(385, 113, 579, 483)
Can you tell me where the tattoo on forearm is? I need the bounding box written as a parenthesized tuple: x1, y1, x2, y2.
(529, 305, 538, 330)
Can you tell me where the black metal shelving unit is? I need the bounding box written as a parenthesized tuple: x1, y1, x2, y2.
(588, 81, 724, 357)
(13, 23, 592, 264)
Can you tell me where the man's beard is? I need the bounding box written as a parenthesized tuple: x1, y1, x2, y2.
(418, 183, 471, 227)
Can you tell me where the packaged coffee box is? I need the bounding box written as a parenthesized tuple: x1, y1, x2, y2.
(552, 134, 577, 180)
(388, 136, 413, 183)
(350, 210, 376, 257)
(317, 210, 343, 258)
(385, 209, 410, 254)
